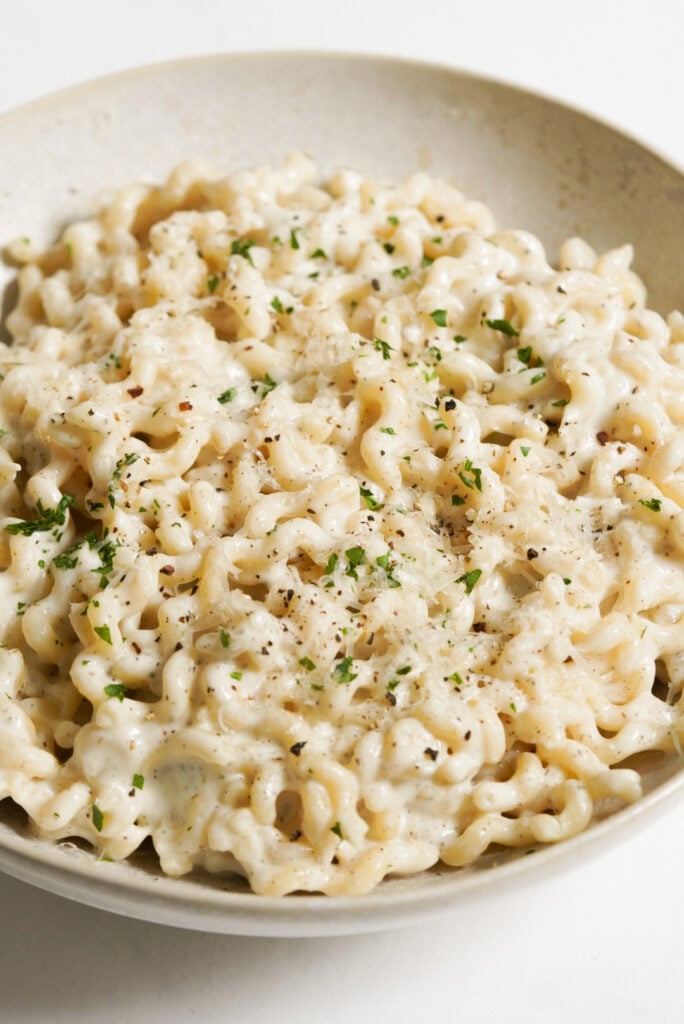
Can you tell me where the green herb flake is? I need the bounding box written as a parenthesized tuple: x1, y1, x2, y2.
(552, 398, 569, 408)
(261, 374, 277, 397)
(92, 804, 104, 832)
(5, 494, 74, 537)
(374, 337, 393, 360)
(456, 568, 482, 595)
(563, 577, 572, 586)
(94, 624, 113, 645)
(430, 309, 448, 328)
(271, 296, 284, 313)
(509, 701, 518, 713)
(230, 670, 243, 680)
(132, 774, 144, 790)
(387, 215, 399, 226)
(487, 318, 519, 337)
(453, 334, 467, 344)
(310, 248, 327, 259)
(299, 656, 316, 672)
(375, 553, 401, 588)
(421, 255, 434, 268)
(230, 238, 255, 265)
(333, 657, 357, 684)
(449, 671, 463, 686)
(324, 552, 339, 576)
(344, 546, 367, 580)
(207, 274, 220, 293)
(360, 486, 382, 511)
(383, 242, 395, 255)
(53, 548, 80, 570)
(530, 372, 546, 385)
(331, 821, 344, 838)
(218, 388, 236, 404)
(289, 228, 300, 250)
(104, 682, 126, 702)
(392, 266, 410, 279)
(521, 446, 531, 457)
(219, 627, 231, 649)
(639, 498, 662, 512)
(380, 426, 396, 435)
(451, 494, 466, 507)
(458, 459, 483, 493)
(517, 345, 533, 365)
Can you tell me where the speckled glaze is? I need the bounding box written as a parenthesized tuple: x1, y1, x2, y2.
(1, 53, 683, 936)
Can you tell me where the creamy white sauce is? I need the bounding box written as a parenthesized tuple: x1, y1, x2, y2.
(1, 153, 683, 895)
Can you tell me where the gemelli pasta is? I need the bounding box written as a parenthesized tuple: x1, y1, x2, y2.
(1, 153, 684, 895)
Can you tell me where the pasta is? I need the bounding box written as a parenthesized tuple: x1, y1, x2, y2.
(1, 152, 684, 896)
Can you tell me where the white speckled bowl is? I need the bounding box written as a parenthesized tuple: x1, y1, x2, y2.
(1, 53, 684, 936)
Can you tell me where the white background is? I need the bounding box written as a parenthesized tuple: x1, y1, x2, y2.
(2, 2, 683, 1021)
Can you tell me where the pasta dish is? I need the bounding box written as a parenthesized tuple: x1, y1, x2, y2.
(1, 154, 683, 895)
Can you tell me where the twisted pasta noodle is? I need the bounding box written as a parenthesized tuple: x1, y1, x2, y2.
(0, 153, 683, 895)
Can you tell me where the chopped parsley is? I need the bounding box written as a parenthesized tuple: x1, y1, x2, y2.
(360, 486, 383, 511)
(94, 624, 113, 645)
(430, 309, 448, 327)
(458, 459, 483, 492)
(108, 453, 139, 508)
(380, 426, 396, 435)
(530, 371, 546, 385)
(53, 547, 80, 570)
(324, 552, 339, 576)
(383, 242, 395, 254)
(451, 494, 466, 506)
(91, 804, 104, 832)
(552, 398, 569, 408)
(344, 546, 366, 580)
(207, 274, 220, 293)
(487, 318, 519, 337)
(521, 446, 531, 457)
(5, 494, 74, 536)
(271, 296, 284, 313)
(375, 552, 401, 588)
(230, 238, 255, 265)
(299, 656, 316, 672)
(104, 682, 126, 702)
(392, 266, 410, 279)
(261, 374, 277, 397)
(449, 671, 463, 686)
(517, 345, 533, 365)
(456, 568, 482, 594)
(132, 774, 144, 790)
(374, 337, 393, 360)
(217, 388, 236, 404)
(387, 215, 399, 226)
(219, 627, 231, 648)
(333, 657, 357, 684)
(310, 248, 327, 259)
(289, 228, 300, 250)
(453, 334, 467, 344)
(639, 498, 662, 512)
(330, 821, 344, 838)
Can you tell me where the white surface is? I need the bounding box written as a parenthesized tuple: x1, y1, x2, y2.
(1, 1, 683, 1020)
